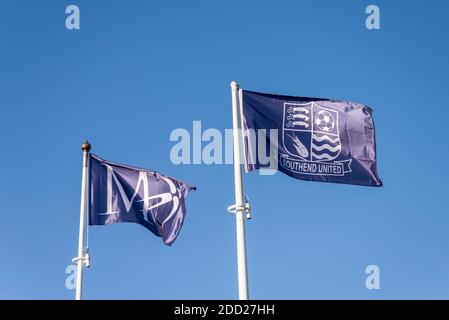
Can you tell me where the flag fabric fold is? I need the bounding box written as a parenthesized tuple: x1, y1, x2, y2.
(240, 90, 383, 187)
(89, 154, 195, 245)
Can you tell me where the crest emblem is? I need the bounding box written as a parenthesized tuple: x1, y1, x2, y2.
(280, 102, 350, 176)
(283, 102, 341, 162)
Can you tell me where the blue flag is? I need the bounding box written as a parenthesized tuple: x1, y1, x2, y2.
(89, 154, 195, 245)
(241, 90, 383, 187)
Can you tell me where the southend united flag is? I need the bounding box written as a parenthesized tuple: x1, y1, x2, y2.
(89, 154, 195, 245)
(240, 90, 382, 187)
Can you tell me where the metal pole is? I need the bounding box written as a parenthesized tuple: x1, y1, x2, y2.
(230, 81, 249, 300)
(75, 141, 91, 300)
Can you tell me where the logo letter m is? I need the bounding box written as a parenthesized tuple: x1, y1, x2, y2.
(103, 165, 150, 215)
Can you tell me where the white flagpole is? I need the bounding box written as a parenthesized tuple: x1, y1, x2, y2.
(229, 81, 249, 300)
(74, 141, 91, 300)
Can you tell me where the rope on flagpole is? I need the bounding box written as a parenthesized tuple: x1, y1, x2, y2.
(84, 153, 91, 268)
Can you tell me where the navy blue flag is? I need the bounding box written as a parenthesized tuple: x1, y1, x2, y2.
(241, 90, 382, 187)
(89, 154, 195, 245)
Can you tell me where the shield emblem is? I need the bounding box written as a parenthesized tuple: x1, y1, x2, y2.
(282, 102, 341, 162)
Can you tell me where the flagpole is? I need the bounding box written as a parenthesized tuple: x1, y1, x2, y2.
(75, 141, 91, 300)
(230, 81, 249, 300)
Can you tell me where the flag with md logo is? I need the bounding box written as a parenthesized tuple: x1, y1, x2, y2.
(241, 90, 383, 187)
(89, 154, 195, 245)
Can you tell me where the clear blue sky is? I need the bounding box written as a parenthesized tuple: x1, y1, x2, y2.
(1, 0, 448, 299)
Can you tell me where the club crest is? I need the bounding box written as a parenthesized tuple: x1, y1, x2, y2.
(281, 102, 351, 176)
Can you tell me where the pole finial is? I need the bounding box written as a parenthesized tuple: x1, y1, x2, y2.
(81, 140, 91, 152)
(230, 80, 239, 90)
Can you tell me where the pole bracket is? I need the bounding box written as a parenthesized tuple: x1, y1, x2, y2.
(72, 250, 91, 268)
(227, 196, 251, 220)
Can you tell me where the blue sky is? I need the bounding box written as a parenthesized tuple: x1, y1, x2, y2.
(1, 0, 448, 299)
